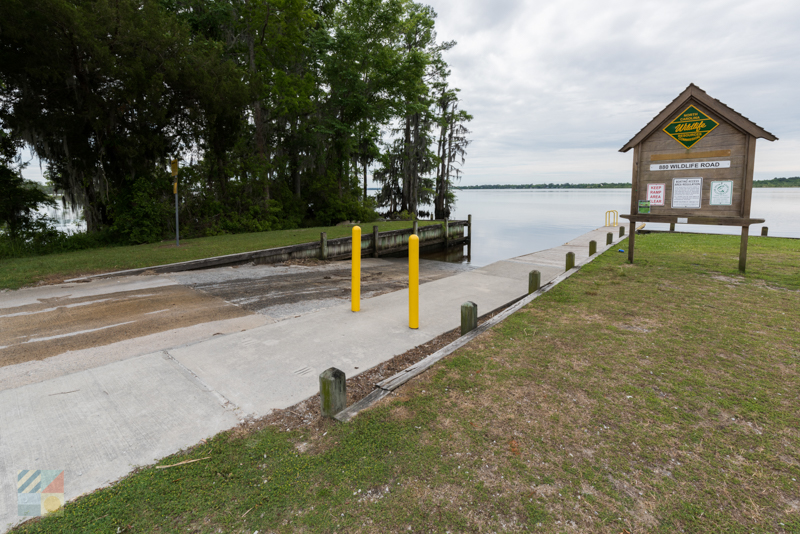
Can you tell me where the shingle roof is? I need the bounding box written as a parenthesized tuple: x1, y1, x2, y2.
(620, 83, 778, 152)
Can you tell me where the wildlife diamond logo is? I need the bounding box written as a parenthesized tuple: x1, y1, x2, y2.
(17, 470, 64, 517)
(663, 105, 719, 149)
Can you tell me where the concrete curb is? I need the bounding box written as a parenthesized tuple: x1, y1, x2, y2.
(334, 231, 629, 422)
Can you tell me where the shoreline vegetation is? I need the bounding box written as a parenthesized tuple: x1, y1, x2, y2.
(456, 176, 800, 189)
(12, 233, 799, 533)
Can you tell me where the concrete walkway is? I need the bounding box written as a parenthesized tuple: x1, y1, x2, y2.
(0, 226, 626, 532)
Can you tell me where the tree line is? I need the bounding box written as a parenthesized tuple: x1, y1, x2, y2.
(0, 0, 471, 249)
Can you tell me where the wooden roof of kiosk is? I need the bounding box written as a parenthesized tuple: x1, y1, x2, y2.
(619, 83, 777, 272)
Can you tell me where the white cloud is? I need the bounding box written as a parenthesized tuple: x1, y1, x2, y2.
(427, 0, 800, 184)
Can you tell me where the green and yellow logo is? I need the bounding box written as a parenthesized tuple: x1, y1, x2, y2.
(663, 105, 719, 149)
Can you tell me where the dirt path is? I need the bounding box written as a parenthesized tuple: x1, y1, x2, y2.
(0, 258, 470, 369)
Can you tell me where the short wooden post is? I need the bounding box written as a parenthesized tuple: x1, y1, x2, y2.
(460, 301, 477, 336)
(320, 232, 328, 260)
(738, 226, 749, 272)
(606, 232, 612, 245)
(319, 367, 346, 418)
(669, 223, 676, 232)
(628, 222, 636, 263)
(444, 219, 450, 248)
(761, 226, 768, 236)
(528, 270, 541, 294)
(619, 226, 625, 237)
(372, 225, 379, 258)
(589, 240, 597, 255)
(413, 220, 418, 235)
(566, 251, 575, 271)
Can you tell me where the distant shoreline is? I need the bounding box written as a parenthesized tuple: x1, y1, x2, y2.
(454, 177, 800, 190)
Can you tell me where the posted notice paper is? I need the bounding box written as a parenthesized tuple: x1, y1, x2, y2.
(672, 177, 702, 208)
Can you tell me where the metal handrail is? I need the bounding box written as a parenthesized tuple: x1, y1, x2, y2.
(605, 210, 619, 227)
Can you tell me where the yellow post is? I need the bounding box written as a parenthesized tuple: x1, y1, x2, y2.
(351, 226, 361, 312)
(409, 234, 419, 329)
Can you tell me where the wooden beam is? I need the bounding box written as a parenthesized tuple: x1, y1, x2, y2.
(650, 150, 730, 161)
(620, 215, 765, 226)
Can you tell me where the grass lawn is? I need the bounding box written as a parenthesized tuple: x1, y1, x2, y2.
(0, 221, 417, 290)
(12, 233, 800, 533)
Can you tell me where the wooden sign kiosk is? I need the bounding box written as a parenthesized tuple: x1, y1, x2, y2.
(620, 84, 777, 271)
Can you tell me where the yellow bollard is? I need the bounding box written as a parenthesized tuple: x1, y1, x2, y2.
(409, 234, 419, 329)
(351, 226, 361, 312)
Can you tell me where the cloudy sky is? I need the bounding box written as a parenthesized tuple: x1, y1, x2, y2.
(422, 0, 800, 186)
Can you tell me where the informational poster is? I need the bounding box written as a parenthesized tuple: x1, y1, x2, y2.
(672, 177, 703, 208)
(710, 180, 734, 206)
(638, 200, 651, 214)
(646, 183, 665, 206)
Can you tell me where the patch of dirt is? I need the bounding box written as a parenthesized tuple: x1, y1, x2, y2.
(0, 286, 252, 366)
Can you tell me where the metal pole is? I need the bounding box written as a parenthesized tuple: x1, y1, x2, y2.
(171, 159, 179, 247)
(174, 183, 179, 247)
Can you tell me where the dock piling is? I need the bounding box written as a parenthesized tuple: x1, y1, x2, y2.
(460, 301, 478, 336)
(319, 367, 346, 418)
(566, 251, 575, 271)
(372, 225, 379, 258)
(761, 226, 768, 236)
(589, 240, 597, 256)
(320, 232, 328, 260)
(528, 270, 541, 294)
(606, 232, 613, 245)
(619, 226, 625, 238)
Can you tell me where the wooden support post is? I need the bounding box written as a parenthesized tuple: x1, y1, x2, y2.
(738, 226, 749, 272)
(566, 251, 575, 271)
(372, 225, 379, 258)
(460, 301, 478, 336)
(413, 220, 418, 235)
(628, 222, 636, 263)
(606, 232, 612, 245)
(444, 219, 449, 248)
(528, 270, 541, 294)
(320, 232, 328, 260)
(619, 226, 625, 238)
(669, 223, 675, 232)
(589, 240, 597, 255)
(319, 367, 346, 418)
(761, 226, 768, 237)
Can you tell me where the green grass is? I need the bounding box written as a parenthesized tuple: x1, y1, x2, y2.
(0, 221, 417, 289)
(12, 233, 800, 533)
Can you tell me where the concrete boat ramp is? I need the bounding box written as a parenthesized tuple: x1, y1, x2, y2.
(0, 226, 626, 531)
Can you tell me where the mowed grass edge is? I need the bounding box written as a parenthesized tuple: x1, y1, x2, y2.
(11, 233, 800, 533)
(0, 221, 417, 290)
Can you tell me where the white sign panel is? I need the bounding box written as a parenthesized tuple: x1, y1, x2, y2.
(646, 183, 665, 206)
(672, 177, 703, 208)
(650, 160, 730, 171)
(710, 180, 734, 206)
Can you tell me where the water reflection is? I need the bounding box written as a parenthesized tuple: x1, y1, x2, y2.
(440, 188, 799, 267)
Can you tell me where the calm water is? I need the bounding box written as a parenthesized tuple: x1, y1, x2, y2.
(444, 188, 800, 267)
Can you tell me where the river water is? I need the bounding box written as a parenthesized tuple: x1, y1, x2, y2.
(443, 188, 799, 267)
